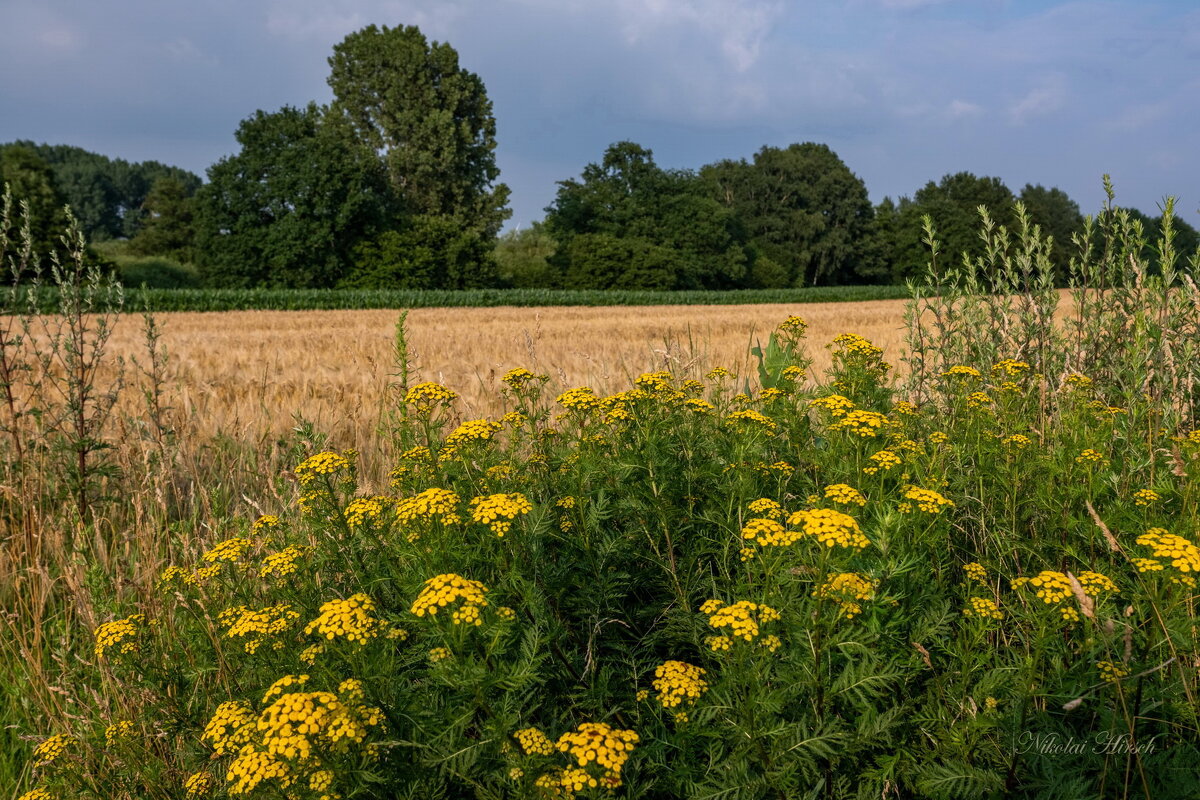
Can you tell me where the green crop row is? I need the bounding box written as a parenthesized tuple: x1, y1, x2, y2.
(10, 285, 908, 313)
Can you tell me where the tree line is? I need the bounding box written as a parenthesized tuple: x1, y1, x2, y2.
(3, 23, 1196, 290)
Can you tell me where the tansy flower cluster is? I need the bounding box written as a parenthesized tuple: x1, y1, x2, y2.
(104, 719, 133, 746)
(824, 484, 866, 506)
(963, 562, 987, 584)
(747, 497, 784, 519)
(445, 418, 502, 447)
(788, 508, 869, 550)
(219, 604, 300, 653)
(830, 409, 891, 437)
(864, 450, 902, 474)
(966, 392, 993, 409)
(902, 486, 955, 514)
(1010, 570, 1113, 622)
(201, 701, 256, 756)
(726, 409, 777, 431)
(404, 382, 457, 412)
(411, 574, 490, 624)
(502, 367, 546, 390)
(941, 365, 981, 380)
(1135, 528, 1200, 585)
(813, 572, 876, 619)
(259, 545, 306, 580)
(395, 488, 462, 537)
(556, 722, 639, 785)
(740, 517, 799, 547)
(94, 614, 144, 659)
(305, 594, 385, 644)
(343, 497, 388, 528)
(991, 359, 1030, 378)
(294, 452, 351, 484)
(810, 394, 855, 417)
(1075, 449, 1108, 466)
(557, 387, 600, 412)
(201, 676, 384, 798)
(469, 492, 532, 537)
(777, 315, 808, 336)
(33, 733, 72, 766)
(203, 537, 252, 564)
(252, 514, 281, 535)
(184, 771, 213, 798)
(515, 727, 556, 755)
(1132, 489, 1160, 506)
(830, 333, 886, 362)
(17, 790, 54, 800)
(652, 660, 708, 708)
(702, 599, 780, 648)
(1097, 661, 1130, 684)
(963, 597, 1004, 620)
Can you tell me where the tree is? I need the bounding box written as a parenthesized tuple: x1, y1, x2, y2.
(343, 214, 498, 289)
(0, 145, 70, 269)
(128, 176, 196, 261)
(1019, 184, 1084, 279)
(495, 223, 559, 288)
(194, 104, 391, 288)
(1, 141, 201, 241)
(545, 142, 748, 289)
(701, 143, 880, 287)
(327, 24, 510, 240)
(883, 172, 1017, 281)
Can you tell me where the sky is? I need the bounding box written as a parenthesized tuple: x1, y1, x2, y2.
(1, 0, 1197, 230)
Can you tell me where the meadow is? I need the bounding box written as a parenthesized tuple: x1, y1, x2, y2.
(4, 201, 1200, 800)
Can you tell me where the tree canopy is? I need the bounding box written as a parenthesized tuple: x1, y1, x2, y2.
(701, 143, 882, 287)
(544, 141, 748, 290)
(194, 104, 391, 288)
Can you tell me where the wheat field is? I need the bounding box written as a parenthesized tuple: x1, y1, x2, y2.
(105, 299, 912, 449)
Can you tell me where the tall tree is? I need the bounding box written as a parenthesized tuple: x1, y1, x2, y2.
(128, 175, 196, 261)
(545, 141, 748, 289)
(194, 104, 391, 288)
(701, 143, 880, 287)
(327, 24, 510, 240)
(0, 145, 70, 269)
(883, 172, 1017, 281)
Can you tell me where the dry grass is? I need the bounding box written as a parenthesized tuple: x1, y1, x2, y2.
(102, 300, 912, 450)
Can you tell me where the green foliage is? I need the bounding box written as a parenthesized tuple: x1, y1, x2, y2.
(883, 172, 1019, 282)
(343, 214, 499, 289)
(6, 191, 1200, 800)
(127, 176, 196, 262)
(1018, 183, 1085, 280)
(115, 255, 200, 290)
(562, 233, 678, 290)
(0, 146, 70, 270)
(545, 142, 749, 289)
(495, 224, 559, 288)
(11, 284, 910, 314)
(194, 104, 392, 288)
(0, 140, 201, 241)
(702, 143, 882, 287)
(328, 23, 511, 239)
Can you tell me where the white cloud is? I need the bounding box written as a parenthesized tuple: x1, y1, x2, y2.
(1008, 74, 1067, 125)
(37, 27, 81, 51)
(945, 99, 984, 120)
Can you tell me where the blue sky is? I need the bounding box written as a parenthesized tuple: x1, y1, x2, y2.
(1, 0, 1197, 230)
